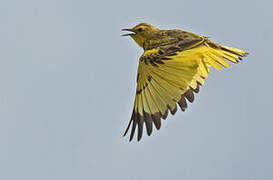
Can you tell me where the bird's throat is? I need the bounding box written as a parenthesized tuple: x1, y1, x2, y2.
(131, 35, 145, 48)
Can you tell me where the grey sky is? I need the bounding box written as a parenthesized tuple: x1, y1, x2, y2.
(0, 0, 272, 179)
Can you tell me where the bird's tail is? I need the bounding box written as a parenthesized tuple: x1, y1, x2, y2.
(203, 40, 247, 71)
(205, 40, 247, 64)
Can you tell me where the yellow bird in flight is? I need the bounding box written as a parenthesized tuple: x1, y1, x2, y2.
(122, 23, 247, 141)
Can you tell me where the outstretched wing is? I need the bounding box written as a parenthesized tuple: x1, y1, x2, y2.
(124, 39, 247, 141)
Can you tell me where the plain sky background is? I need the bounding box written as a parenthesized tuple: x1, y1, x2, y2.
(0, 0, 272, 179)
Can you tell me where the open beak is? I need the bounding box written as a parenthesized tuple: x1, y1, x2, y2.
(121, 29, 136, 36)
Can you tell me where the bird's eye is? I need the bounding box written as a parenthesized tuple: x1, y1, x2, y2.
(138, 28, 143, 32)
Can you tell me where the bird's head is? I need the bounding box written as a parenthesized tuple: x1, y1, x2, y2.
(122, 23, 159, 48)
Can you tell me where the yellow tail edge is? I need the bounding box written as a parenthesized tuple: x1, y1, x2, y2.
(205, 40, 248, 63)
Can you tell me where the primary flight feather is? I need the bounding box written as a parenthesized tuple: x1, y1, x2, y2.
(122, 23, 247, 141)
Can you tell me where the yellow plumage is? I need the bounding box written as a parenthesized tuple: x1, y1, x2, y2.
(122, 23, 247, 141)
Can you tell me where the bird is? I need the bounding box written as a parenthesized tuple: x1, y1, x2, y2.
(122, 23, 247, 141)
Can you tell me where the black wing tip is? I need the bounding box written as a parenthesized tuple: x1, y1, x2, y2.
(137, 114, 144, 141)
(129, 135, 134, 141)
(123, 122, 132, 137)
(178, 85, 201, 112)
(191, 84, 200, 93)
(162, 109, 168, 119)
(170, 104, 177, 115)
(143, 111, 153, 136)
(185, 89, 194, 103)
(123, 111, 135, 137)
(124, 85, 202, 142)
(124, 111, 163, 142)
(152, 113, 161, 130)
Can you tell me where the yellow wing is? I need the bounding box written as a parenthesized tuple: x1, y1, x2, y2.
(124, 40, 247, 141)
